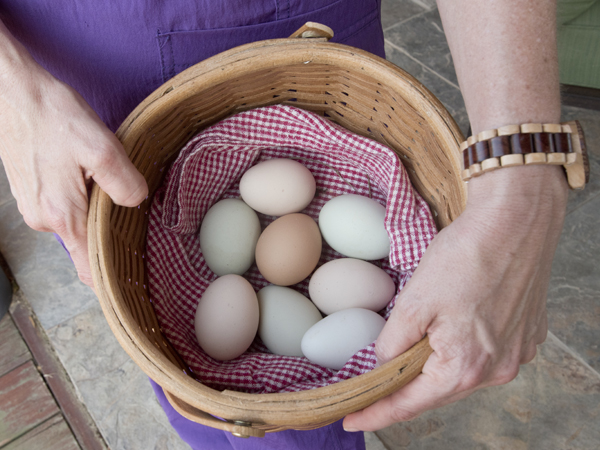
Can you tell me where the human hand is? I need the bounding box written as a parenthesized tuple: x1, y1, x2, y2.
(343, 165, 568, 430)
(0, 29, 147, 287)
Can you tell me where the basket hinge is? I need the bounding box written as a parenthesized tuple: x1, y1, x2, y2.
(289, 22, 334, 41)
(229, 420, 255, 438)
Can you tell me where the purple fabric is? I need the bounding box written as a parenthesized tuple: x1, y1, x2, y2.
(150, 379, 365, 450)
(22, 0, 386, 447)
(0, 0, 384, 132)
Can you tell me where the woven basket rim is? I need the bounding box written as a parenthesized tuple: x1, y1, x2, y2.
(89, 36, 465, 428)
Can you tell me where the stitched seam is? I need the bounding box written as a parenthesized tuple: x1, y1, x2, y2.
(169, 35, 175, 79)
(157, 30, 167, 84)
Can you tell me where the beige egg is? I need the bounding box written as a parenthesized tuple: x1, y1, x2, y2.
(255, 213, 322, 286)
(239, 158, 316, 216)
(308, 258, 396, 315)
(194, 274, 259, 361)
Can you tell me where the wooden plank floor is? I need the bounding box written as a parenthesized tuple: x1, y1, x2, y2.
(0, 249, 106, 450)
(0, 310, 104, 450)
(0, 314, 78, 449)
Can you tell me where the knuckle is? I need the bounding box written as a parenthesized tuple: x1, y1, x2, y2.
(521, 344, 538, 365)
(427, 334, 458, 359)
(456, 354, 494, 391)
(536, 331, 548, 345)
(89, 141, 119, 169)
(77, 271, 94, 287)
(39, 195, 87, 237)
(458, 369, 486, 391)
(535, 322, 548, 345)
(492, 363, 520, 386)
(22, 212, 45, 231)
(43, 209, 68, 234)
(521, 353, 536, 366)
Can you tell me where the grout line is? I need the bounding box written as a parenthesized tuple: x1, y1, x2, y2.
(565, 191, 600, 217)
(430, 21, 443, 34)
(547, 331, 600, 380)
(382, 6, 434, 33)
(0, 198, 12, 209)
(526, 346, 540, 445)
(368, 431, 392, 450)
(410, 0, 435, 11)
(0, 196, 17, 211)
(384, 39, 461, 91)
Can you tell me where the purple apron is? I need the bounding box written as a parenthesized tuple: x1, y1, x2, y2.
(1, 1, 384, 447)
(0, 0, 384, 132)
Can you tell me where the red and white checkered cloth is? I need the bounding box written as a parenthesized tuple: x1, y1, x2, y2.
(146, 105, 437, 394)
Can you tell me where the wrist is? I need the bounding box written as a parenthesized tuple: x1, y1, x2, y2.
(465, 164, 568, 223)
(0, 20, 49, 92)
(0, 21, 28, 70)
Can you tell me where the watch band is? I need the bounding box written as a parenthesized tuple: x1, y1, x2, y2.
(459, 120, 589, 190)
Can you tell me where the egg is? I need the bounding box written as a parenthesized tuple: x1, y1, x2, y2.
(199, 198, 261, 276)
(318, 194, 390, 260)
(308, 258, 396, 315)
(301, 308, 386, 370)
(255, 213, 322, 286)
(257, 285, 323, 357)
(239, 158, 316, 216)
(194, 274, 259, 361)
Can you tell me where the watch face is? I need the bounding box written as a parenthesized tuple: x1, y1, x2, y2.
(575, 120, 590, 184)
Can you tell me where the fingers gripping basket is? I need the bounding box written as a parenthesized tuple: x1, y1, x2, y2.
(88, 24, 467, 438)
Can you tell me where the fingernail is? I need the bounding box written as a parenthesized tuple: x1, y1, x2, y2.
(343, 424, 359, 432)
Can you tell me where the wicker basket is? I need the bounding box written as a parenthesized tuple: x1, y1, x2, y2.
(88, 23, 467, 438)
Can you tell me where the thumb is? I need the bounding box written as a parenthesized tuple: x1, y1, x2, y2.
(375, 291, 432, 366)
(82, 133, 148, 207)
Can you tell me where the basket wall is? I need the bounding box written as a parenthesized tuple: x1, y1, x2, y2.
(88, 39, 466, 433)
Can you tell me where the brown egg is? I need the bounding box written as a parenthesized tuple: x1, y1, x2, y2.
(255, 213, 322, 286)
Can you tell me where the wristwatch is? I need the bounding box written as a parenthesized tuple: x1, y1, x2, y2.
(459, 120, 590, 190)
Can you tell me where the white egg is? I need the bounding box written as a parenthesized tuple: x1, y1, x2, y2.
(308, 258, 396, 315)
(199, 198, 261, 276)
(301, 308, 386, 370)
(257, 285, 322, 357)
(318, 194, 390, 260)
(194, 275, 259, 361)
(239, 158, 316, 216)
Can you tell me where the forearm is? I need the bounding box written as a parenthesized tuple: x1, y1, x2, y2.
(0, 18, 147, 287)
(437, 0, 560, 134)
(0, 19, 38, 80)
(0, 19, 55, 135)
(437, 0, 567, 217)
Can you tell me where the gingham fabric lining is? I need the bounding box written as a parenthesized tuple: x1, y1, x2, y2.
(146, 105, 437, 393)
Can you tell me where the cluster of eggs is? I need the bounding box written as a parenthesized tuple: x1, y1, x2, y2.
(194, 159, 395, 370)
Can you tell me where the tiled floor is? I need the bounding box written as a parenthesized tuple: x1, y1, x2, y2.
(0, 0, 599, 449)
